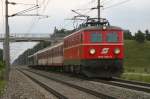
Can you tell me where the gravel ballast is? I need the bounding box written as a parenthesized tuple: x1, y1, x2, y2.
(22, 70, 100, 99)
(0, 69, 56, 99)
(31, 69, 150, 99)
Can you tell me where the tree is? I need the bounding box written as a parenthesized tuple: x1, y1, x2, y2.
(0, 49, 3, 61)
(145, 29, 150, 41)
(54, 27, 58, 33)
(135, 30, 145, 43)
(124, 30, 133, 40)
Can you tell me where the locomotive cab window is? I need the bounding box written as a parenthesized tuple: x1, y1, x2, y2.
(107, 32, 118, 42)
(91, 32, 102, 43)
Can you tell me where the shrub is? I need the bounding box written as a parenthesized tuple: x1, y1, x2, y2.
(135, 30, 145, 43)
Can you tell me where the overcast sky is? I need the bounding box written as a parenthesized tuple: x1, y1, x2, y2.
(0, 0, 150, 62)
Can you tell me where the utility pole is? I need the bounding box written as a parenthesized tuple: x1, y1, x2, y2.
(91, 0, 103, 22)
(98, 0, 101, 22)
(4, 0, 10, 80)
(3, 0, 48, 80)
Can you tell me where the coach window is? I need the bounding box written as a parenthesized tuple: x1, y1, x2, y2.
(91, 32, 102, 43)
(107, 32, 118, 42)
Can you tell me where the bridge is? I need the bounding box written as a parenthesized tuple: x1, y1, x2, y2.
(0, 33, 63, 42)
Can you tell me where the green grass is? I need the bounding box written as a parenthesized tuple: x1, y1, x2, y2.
(122, 40, 150, 83)
(121, 73, 150, 83)
(0, 69, 6, 96)
(0, 80, 5, 95)
(124, 40, 150, 73)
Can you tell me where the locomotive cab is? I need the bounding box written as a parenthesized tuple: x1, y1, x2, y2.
(80, 26, 124, 78)
(64, 25, 124, 78)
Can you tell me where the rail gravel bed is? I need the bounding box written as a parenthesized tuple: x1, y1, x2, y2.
(0, 69, 56, 99)
(18, 69, 68, 99)
(23, 69, 116, 99)
(27, 68, 150, 99)
(19, 69, 104, 99)
(112, 77, 150, 87)
(92, 78, 150, 93)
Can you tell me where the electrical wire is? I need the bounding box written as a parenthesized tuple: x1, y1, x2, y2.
(75, 0, 96, 11)
(27, 17, 39, 33)
(41, 0, 51, 13)
(27, 1, 43, 32)
(76, 8, 91, 11)
(88, 0, 97, 5)
(27, 0, 51, 33)
(101, 0, 112, 5)
(104, 0, 131, 10)
(11, 2, 36, 5)
(12, 5, 39, 16)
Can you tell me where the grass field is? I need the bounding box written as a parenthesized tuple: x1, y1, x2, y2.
(0, 63, 6, 96)
(122, 40, 150, 83)
(0, 80, 5, 95)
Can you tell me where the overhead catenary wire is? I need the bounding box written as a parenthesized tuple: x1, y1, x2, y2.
(26, 1, 40, 33)
(10, 5, 39, 16)
(41, 0, 51, 14)
(104, 0, 131, 10)
(27, 0, 51, 33)
(100, 0, 112, 5)
(27, 18, 39, 33)
(25, 0, 39, 32)
(75, 0, 96, 11)
(8, 2, 36, 6)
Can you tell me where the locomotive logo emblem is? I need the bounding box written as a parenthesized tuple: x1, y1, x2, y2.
(101, 48, 109, 54)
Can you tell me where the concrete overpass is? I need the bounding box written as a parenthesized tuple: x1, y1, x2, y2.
(0, 33, 63, 42)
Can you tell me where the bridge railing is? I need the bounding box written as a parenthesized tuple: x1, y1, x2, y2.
(0, 33, 52, 38)
(0, 33, 65, 42)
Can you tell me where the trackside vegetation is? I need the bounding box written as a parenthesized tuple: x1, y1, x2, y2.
(122, 40, 150, 83)
(0, 49, 5, 95)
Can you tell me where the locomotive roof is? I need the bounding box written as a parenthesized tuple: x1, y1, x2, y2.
(64, 25, 123, 39)
(28, 42, 63, 58)
(83, 25, 122, 31)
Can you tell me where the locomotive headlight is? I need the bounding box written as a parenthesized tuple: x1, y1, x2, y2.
(114, 48, 120, 54)
(90, 49, 96, 55)
(102, 26, 107, 30)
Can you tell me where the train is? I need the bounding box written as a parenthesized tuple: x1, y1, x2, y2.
(28, 19, 124, 78)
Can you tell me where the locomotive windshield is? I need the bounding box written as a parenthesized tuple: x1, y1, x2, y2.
(106, 32, 118, 42)
(91, 32, 102, 43)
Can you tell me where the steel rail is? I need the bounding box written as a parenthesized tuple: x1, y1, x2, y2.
(25, 69, 117, 99)
(17, 69, 68, 99)
(93, 78, 150, 93)
(112, 77, 150, 88)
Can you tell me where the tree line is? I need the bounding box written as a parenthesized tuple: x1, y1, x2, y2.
(124, 29, 150, 43)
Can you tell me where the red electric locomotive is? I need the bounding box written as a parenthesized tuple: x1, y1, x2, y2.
(63, 24, 124, 77)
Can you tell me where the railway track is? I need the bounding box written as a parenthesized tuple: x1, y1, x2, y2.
(19, 68, 117, 99)
(17, 69, 68, 99)
(92, 78, 150, 93)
